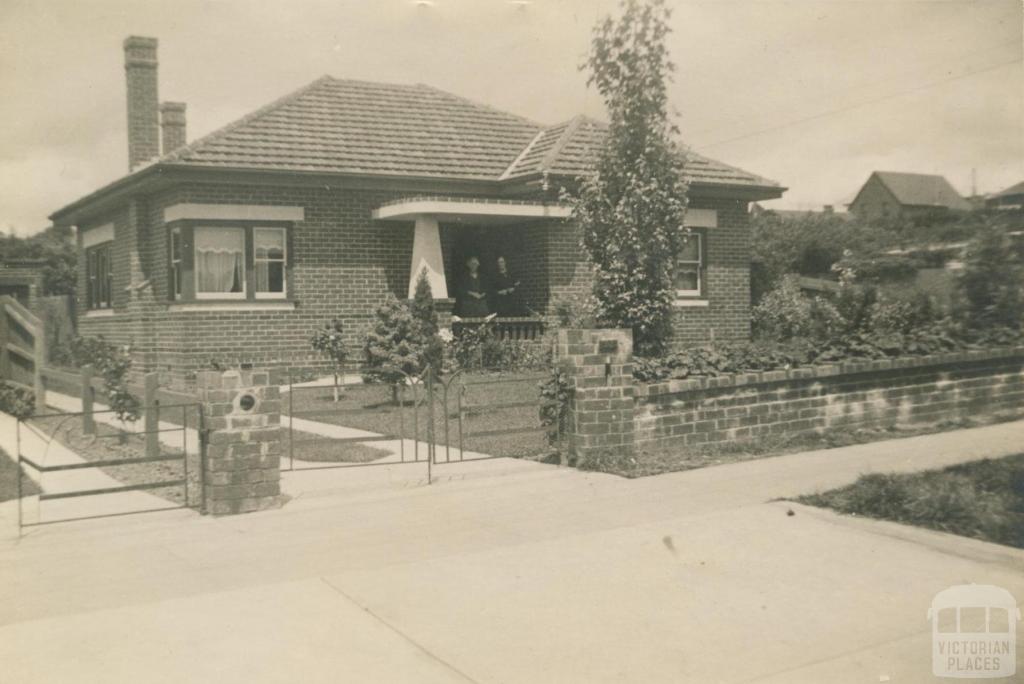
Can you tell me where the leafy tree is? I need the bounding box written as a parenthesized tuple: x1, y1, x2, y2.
(310, 318, 347, 401)
(0, 224, 77, 295)
(954, 223, 1024, 332)
(570, 0, 688, 356)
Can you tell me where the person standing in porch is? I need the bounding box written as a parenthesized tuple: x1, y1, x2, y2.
(457, 255, 490, 317)
(492, 255, 522, 317)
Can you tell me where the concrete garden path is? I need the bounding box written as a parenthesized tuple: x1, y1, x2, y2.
(1, 419, 1022, 683)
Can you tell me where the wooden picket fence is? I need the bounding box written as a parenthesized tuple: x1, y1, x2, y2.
(0, 294, 46, 413)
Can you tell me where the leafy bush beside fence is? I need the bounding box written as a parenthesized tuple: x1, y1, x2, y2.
(0, 381, 35, 419)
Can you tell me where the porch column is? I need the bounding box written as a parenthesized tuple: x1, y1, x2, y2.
(409, 216, 448, 299)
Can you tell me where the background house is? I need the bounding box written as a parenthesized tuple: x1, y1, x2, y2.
(986, 181, 1024, 211)
(848, 171, 971, 221)
(50, 37, 784, 387)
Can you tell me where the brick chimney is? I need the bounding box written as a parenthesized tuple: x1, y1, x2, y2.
(160, 102, 187, 153)
(123, 36, 159, 170)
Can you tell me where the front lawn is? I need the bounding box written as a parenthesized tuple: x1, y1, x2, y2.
(284, 371, 554, 460)
(288, 429, 391, 464)
(797, 454, 1024, 549)
(0, 447, 41, 502)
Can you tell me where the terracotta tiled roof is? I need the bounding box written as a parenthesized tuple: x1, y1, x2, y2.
(502, 115, 779, 189)
(871, 172, 971, 211)
(161, 76, 779, 190)
(163, 76, 540, 180)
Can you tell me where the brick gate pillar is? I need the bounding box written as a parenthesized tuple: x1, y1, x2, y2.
(555, 329, 636, 464)
(196, 369, 283, 515)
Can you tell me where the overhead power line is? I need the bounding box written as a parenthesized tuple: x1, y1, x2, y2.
(700, 56, 1022, 150)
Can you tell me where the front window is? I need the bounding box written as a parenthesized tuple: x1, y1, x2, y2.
(170, 228, 183, 300)
(673, 231, 704, 298)
(86, 242, 113, 309)
(254, 227, 286, 298)
(167, 223, 290, 302)
(195, 227, 245, 298)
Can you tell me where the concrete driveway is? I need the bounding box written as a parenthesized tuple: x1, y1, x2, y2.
(1, 420, 1022, 683)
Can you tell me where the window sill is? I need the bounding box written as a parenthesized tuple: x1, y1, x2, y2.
(167, 300, 297, 313)
(83, 309, 119, 318)
(673, 299, 709, 308)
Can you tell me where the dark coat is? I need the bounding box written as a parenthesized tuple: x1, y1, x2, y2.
(457, 272, 490, 317)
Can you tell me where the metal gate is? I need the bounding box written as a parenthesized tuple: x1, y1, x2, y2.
(16, 402, 203, 532)
(282, 366, 561, 480)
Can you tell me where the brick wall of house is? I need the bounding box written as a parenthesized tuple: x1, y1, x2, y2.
(143, 183, 419, 386)
(73, 180, 757, 387)
(634, 348, 1024, 449)
(77, 207, 137, 348)
(667, 198, 751, 346)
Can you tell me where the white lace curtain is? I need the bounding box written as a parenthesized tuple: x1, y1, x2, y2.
(196, 228, 244, 293)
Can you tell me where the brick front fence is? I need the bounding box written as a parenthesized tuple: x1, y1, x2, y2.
(557, 329, 1024, 461)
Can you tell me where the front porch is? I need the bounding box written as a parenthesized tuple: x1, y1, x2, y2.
(373, 196, 574, 340)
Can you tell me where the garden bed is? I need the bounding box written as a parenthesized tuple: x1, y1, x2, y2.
(796, 453, 1024, 549)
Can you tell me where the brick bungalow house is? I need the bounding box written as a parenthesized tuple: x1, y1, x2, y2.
(50, 37, 784, 388)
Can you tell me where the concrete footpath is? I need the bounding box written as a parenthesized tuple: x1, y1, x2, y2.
(1, 420, 1022, 683)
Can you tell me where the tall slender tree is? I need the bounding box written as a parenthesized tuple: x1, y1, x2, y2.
(571, 0, 689, 355)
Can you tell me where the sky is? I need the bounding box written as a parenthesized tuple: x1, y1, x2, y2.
(1, 0, 1021, 234)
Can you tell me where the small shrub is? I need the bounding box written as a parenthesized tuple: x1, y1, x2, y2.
(363, 294, 422, 403)
(310, 318, 347, 401)
(0, 382, 35, 419)
(538, 367, 572, 446)
(752, 278, 843, 342)
(67, 336, 139, 423)
(551, 294, 600, 328)
(448, 319, 547, 372)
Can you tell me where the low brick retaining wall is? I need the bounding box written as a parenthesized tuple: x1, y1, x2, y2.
(633, 348, 1024, 449)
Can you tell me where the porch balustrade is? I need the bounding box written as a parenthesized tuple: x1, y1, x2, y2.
(452, 316, 546, 341)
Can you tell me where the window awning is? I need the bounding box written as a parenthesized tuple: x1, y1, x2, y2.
(372, 197, 572, 224)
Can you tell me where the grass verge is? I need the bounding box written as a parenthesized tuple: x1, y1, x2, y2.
(0, 447, 41, 502)
(796, 454, 1024, 549)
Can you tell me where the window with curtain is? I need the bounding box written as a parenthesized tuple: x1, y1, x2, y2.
(170, 228, 183, 300)
(672, 231, 704, 298)
(195, 227, 245, 298)
(254, 227, 286, 298)
(168, 223, 291, 302)
(86, 242, 113, 309)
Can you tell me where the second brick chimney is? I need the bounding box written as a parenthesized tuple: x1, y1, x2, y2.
(160, 102, 187, 153)
(124, 36, 159, 171)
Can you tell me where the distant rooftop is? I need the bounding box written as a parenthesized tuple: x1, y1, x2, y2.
(868, 171, 971, 211)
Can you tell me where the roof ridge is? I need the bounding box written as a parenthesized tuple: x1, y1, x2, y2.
(160, 75, 333, 164)
(537, 115, 585, 175)
(499, 129, 547, 180)
(414, 83, 542, 129)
